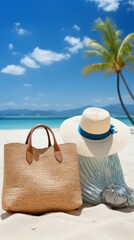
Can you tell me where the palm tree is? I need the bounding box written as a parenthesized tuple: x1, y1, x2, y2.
(82, 18, 134, 125)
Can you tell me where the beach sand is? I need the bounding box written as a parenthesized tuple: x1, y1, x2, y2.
(0, 128, 134, 240)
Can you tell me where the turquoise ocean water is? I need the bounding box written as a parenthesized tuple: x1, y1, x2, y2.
(0, 115, 133, 130)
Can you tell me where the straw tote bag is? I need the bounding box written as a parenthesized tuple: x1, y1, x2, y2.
(2, 124, 82, 214)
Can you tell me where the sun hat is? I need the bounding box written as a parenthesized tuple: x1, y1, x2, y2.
(60, 107, 130, 157)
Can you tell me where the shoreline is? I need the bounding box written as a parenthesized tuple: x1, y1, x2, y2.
(0, 126, 133, 132)
(0, 115, 133, 131)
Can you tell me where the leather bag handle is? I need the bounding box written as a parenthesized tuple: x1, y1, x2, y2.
(26, 124, 63, 164)
(25, 126, 51, 147)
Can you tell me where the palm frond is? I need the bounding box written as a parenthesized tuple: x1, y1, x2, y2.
(88, 40, 110, 55)
(94, 18, 121, 58)
(124, 55, 134, 66)
(84, 50, 104, 58)
(82, 18, 134, 77)
(88, 40, 118, 65)
(82, 63, 111, 76)
(117, 33, 134, 62)
(124, 33, 134, 43)
(129, 68, 134, 72)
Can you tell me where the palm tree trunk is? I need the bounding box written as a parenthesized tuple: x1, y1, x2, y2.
(119, 71, 134, 101)
(117, 72, 134, 125)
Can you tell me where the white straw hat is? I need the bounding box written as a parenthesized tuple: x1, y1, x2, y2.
(60, 107, 130, 157)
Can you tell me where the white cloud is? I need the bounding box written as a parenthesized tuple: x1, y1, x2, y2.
(14, 22, 31, 35)
(12, 51, 18, 55)
(87, 0, 121, 11)
(94, 99, 102, 103)
(55, 103, 73, 108)
(64, 36, 91, 53)
(68, 42, 83, 53)
(107, 97, 116, 101)
(23, 83, 32, 87)
(127, 0, 134, 10)
(38, 92, 46, 97)
(128, 0, 134, 7)
(31, 47, 70, 65)
(21, 56, 40, 68)
(124, 95, 131, 99)
(23, 102, 29, 106)
(23, 96, 30, 100)
(83, 37, 91, 46)
(22, 102, 49, 108)
(72, 24, 80, 31)
(34, 92, 46, 101)
(32, 103, 49, 108)
(1, 65, 26, 75)
(8, 43, 14, 50)
(64, 36, 80, 46)
(5, 101, 17, 106)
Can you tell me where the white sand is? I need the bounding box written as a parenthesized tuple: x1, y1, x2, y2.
(0, 128, 134, 240)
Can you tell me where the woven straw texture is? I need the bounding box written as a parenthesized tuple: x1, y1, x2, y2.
(2, 142, 82, 214)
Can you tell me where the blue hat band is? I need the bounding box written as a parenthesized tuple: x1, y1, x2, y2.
(78, 124, 117, 141)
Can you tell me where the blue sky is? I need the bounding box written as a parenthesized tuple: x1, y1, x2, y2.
(0, 0, 134, 111)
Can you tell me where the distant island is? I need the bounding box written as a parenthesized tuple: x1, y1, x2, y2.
(0, 104, 133, 116)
